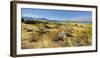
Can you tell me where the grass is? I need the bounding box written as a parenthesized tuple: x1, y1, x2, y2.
(21, 20, 92, 49)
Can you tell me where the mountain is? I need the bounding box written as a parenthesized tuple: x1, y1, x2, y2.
(22, 17, 92, 24)
(22, 17, 62, 22)
(22, 17, 48, 21)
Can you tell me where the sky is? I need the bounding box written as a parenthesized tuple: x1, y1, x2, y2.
(21, 8, 92, 21)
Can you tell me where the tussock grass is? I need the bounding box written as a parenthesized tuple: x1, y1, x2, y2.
(21, 22, 92, 49)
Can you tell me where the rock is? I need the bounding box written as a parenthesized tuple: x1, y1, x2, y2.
(53, 32, 67, 42)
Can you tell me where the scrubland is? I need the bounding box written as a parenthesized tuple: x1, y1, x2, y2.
(21, 20, 92, 49)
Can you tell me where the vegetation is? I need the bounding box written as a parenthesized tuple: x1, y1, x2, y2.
(21, 19, 92, 49)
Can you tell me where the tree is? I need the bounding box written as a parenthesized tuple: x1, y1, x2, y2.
(22, 18, 24, 22)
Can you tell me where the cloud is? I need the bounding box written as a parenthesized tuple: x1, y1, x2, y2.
(23, 14, 43, 18)
(23, 14, 33, 17)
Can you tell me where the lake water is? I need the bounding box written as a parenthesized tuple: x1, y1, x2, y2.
(78, 21, 92, 24)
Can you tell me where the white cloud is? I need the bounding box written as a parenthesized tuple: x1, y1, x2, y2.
(23, 14, 43, 18)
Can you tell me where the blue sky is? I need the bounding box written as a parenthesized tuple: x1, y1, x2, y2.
(21, 8, 92, 21)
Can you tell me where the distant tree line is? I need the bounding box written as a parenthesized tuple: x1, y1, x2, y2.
(21, 18, 49, 24)
(21, 18, 65, 25)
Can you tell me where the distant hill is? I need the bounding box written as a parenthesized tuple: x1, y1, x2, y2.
(22, 17, 48, 21)
(22, 17, 61, 22)
(22, 17, 92, 24)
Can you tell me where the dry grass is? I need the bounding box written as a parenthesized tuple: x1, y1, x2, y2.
(21, 22, 92, 49)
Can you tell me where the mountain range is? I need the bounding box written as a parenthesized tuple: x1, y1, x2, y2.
(22, 16, 92, 23)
